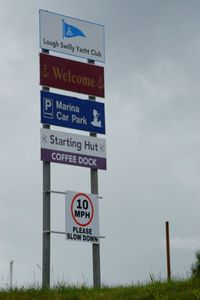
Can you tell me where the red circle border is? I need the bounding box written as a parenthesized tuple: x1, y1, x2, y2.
(71, 193, 94, 227)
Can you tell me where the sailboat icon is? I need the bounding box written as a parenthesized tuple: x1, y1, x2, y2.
(91, 109, 101, 128)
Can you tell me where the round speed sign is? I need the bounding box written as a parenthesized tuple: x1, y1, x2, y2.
(71, 193, 94, 227)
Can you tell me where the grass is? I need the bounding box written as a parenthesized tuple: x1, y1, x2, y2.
(1, 277, 200, 299)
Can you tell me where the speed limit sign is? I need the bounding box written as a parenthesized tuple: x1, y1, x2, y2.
(65, 191, 99, 243)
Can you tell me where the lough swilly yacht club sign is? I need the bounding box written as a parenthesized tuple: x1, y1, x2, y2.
(39, 9, 105, 62)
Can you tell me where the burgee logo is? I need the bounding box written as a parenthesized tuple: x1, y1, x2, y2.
(62, 20, 86, 39)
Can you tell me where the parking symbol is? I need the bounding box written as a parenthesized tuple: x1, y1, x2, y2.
(43, 98, 53, 119)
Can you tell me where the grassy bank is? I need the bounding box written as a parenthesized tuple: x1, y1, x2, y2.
(1, 278, 200, 299)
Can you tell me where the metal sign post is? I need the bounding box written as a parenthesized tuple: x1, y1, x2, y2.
(42, 49, 51, 288)
(39, 10, 105, 289)
(88, 59, 101, 288)
(165, 221, 171, 281)
(91, 166, 101, 288)
(9, 260, 14, 289)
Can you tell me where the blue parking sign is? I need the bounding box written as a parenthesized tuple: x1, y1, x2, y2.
(40, 90, 106, 134)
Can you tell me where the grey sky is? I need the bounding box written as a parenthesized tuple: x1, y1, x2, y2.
(0, 0, 200, 287)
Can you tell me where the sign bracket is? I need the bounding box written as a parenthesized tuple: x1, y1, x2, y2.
(43, 230, 105, 239)
(43, 190, 103, 199)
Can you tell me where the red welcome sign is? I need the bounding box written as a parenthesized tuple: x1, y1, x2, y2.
(40, 53, 104, 98)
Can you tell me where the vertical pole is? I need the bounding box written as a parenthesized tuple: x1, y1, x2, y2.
(42, 49, 51, 288)
(91, 163, 101, 288)
(88, 59, 101, 288)
(9, 260, 14, 289)
(165, 221, 171, 281)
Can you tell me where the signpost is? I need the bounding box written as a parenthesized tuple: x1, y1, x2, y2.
(39, 9, 105, 289)
(41, 49, 51, 289)
(65, 191, 99, 243)
(41, 90, 105, 134)
(40, 128, 107, 170)
(40, 53, 105, 98)
(39, 9, 105, 62)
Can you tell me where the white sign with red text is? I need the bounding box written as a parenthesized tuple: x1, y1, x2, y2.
(65, 191, 99, 243)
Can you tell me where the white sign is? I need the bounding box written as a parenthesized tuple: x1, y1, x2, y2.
(39, 9, 105, 62)
(40, 128, 106, 170)
(65, 191, 99, 243)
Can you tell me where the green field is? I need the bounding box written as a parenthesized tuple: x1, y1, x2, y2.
(1, 278, 200, 300)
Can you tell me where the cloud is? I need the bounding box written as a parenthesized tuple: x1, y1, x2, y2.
(158, 236, 200, 251)
(1, 0, 200, 287)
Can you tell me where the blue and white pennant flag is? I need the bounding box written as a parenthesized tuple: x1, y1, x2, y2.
(62, 20, 86, 38)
